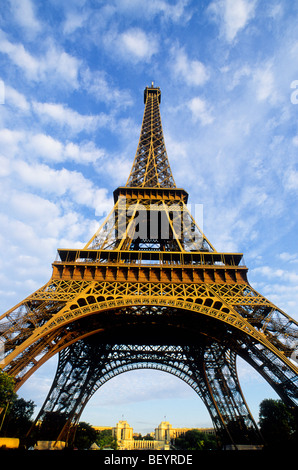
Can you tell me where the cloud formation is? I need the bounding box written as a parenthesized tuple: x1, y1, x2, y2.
(209, 0, 256, 42)
(171, 46, 210, 86)
(0, 31, 80, 87)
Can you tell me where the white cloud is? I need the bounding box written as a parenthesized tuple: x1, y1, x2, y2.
(0, 138, 111, 213)
(249, 264, 298, 320)
(9, 0, 42, 34)
(284, 169, 298, 192)
(43, 44, 81, 88)
(0, 152, 113, 309)
(106, 0, 191, 24)
(0, 200, 89, 312)
(171, 46, 209, 86)
(63, 10, 89, 35)
(12, 159, 113, 216)
(153, 0, 191, 23)
(64, 141, 105, 164)
(251, 265, 298, 284)
(279, 252, 298, 263)
(121, 28, 158, 61)
(32, 101, 105, 133)
(0, 127, 105, 164)
(86, 369, 196, 408)
(187, 96, 214, 125)
(266, 3, 283, 20)
(0, 31, 40, 78)
(8, 191, 60, 226)
(27, 133, 104, 164)
(104, 27, 158, 63)
(0, 31, 80, 87)
(29, 133, 63, 161)
(227, 65, 251, 90)
(0, 128, 24, 156)
(0, 155, 11, 177)
(5, 84, 30, 111)
(209, 0, 256, 43)
(253, 63, 276, 102)
(80, 68, 133, 107)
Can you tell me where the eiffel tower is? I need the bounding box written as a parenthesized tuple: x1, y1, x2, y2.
(0, 84, 297, 448)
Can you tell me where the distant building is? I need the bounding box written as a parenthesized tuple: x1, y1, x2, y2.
(112, 420, 134, 441)
(93, 426, 113, 432)
(108, 420, 214, 450)
(155, 421, 172, 441)
(155, 421, 215, 440)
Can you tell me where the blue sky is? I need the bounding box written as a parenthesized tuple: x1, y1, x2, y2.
(0, 0, 298, 434)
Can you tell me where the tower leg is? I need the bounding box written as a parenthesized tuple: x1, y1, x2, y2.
(30, 340, 104, 445)
(201, 344, 262, 446)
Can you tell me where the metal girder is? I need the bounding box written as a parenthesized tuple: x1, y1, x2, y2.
(1, 279, 297, 383)
(84, 194, 215, 252)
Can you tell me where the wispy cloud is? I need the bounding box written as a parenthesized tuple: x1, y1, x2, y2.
(170, 46, 209, 86)
(208, 0, 257, 42)
(0, 31, 80, 87)
(8, 0, 42, 36)
(103, 0, 192, 24)
(85, 370, 196, 408)
(80, 68, 133, 107)
(104, 27, 159, 63)
(250, 265, 298, 319)
(0, 127, 105, 165)
(187, 96, 214, 125)
(32, 101, 103, 133)
(11, 160, 112, 213)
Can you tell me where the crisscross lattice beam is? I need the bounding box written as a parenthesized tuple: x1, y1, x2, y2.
(126, 85, 175, 188)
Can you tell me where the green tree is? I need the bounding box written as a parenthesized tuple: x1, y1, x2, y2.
(0, 371, 15, 409)
(259, 399, 297, 449)
(0, 371, 16, 434)
(175, 429, 217, 450)
(3, 397, 35, 437)
(96, 429, 118, 449)
(73, 422, 98, 450)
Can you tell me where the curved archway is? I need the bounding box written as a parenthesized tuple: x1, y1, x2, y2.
(9, 296, 297, 415)
(5, 288, 296, 388)
(3, 294, 297, 446)
(31, 306, 273, 447)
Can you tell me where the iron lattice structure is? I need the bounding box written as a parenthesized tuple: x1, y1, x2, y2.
(0, 85, 297, 447)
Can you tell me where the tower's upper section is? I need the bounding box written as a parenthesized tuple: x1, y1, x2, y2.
(126, 84, 176, 189)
